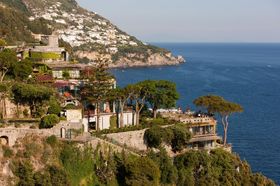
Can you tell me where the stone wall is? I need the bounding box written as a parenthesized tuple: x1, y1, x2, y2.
(105, 129, 148, 151)
(66, 109, 82, 123)
(2, 99, 30, 119)
(0, 128, 54, 146)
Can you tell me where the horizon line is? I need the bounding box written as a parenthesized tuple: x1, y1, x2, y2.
(147, 41, 280, 44)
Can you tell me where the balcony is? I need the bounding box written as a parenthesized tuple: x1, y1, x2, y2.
(189, 135, 221, 143)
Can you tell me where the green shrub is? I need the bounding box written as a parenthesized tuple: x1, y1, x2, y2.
(110, 116, 117, 129)
(64, 104, 76, 110)
(3, 146, 13, 158)
(0, 39, 7, 46)
(62, 71, 70, 79)
(125, 157, 160, 186)
(148, 148, 178, 185)
(24, 142, 40, 158)
(59, 117, 66, 121)
(141, 117, 176, 128)
(60, 143, 94, 185)
(23, 109, 29, 117)
(48, 166, 70, 186)
(144, 126, 163, 148)
(46, 135, 58, 147)
(33, 171, 52, 186)
(150, 118, 165, 125)
(144, 124, 191, 152)
(170, 125, 192, 152)
(14, 161, 35, 186)
(48, 97, 61, 115)
(30, 52, 61, 60)
(39, 114, 59, 129)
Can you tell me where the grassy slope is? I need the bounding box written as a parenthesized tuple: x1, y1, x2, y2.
(0, 0, 52, 44)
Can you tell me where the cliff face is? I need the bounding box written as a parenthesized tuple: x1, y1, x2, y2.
(75, 50, 185, 68)
(0, 0, 185, 67)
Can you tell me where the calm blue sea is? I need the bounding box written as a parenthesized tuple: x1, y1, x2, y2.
(111, 43, 280, 184)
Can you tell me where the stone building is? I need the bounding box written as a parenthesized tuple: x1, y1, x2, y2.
(26, 33, 69, 62)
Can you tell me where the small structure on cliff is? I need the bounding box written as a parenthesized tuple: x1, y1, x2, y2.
(161, 112, 231, 152)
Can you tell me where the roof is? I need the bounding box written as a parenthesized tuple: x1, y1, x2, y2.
(36, 74, 53, 82)
(54, 80, 79, 88)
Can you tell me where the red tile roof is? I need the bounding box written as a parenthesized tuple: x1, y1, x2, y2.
(36, 74, 53, 82)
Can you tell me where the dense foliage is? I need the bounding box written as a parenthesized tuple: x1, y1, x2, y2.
(144, 124, 192, 152)
(0, 49, 18, 82)
(39, 114, 60, 129)
(47, 97, 62, 115)
(139, 80, 179, 118)
(12, 83, 53, 117)
(3, 135, 274, 186)
(0, 2, 51, 44)
(0, 49, 34, 82)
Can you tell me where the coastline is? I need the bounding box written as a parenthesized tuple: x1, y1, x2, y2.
(108, 55, 186, 69)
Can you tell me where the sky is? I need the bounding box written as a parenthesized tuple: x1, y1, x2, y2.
(77, 0, 280, 43)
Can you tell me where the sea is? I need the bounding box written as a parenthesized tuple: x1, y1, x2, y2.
(111, 43, 280, 184)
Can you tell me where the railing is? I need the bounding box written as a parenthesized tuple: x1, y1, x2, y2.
(192, 132, 216, 137)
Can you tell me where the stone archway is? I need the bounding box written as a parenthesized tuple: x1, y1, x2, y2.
(0, 136, 9, 146)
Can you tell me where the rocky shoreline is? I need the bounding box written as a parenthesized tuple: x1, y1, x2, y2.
(109, 55, 185, 68)
(75, 50, 185, 68)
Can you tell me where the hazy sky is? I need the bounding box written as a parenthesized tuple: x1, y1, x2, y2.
(77, 0, 280, 43)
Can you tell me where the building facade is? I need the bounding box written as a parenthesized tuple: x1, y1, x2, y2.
(162, 112, 223, 151)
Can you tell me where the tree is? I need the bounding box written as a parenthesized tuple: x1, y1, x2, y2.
(142, 80, 179, 118)
(0, 82, 11, 119)
(81, 58, 114, 131)
(110, 87, 132, 128)
(0, 49, 17, 82)
(12, 59, 33, 81)
(127, 83, 149, 125)
(193, 95, 243, 145)
(95, 149, 117, 184)
(171, 124, 192, 152)
(12, 83, 53, 117)
(15, 161, 35, 186)
(125, 157, 160, 186)
(47, 96, 61, 115)
(144, 124, 191, 152)
(148, 148, 178, 185)
(33, 171, 52, 186)
(48, 166, 70, 186)
(39, 114, 60, 129)
(144, 125, 164, 148)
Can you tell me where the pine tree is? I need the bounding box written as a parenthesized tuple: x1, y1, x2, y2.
(81, 58, 114, 131)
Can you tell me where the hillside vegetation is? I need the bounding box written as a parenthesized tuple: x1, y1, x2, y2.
(0, 135, 275, 186)
(0, 0, 52, 44)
